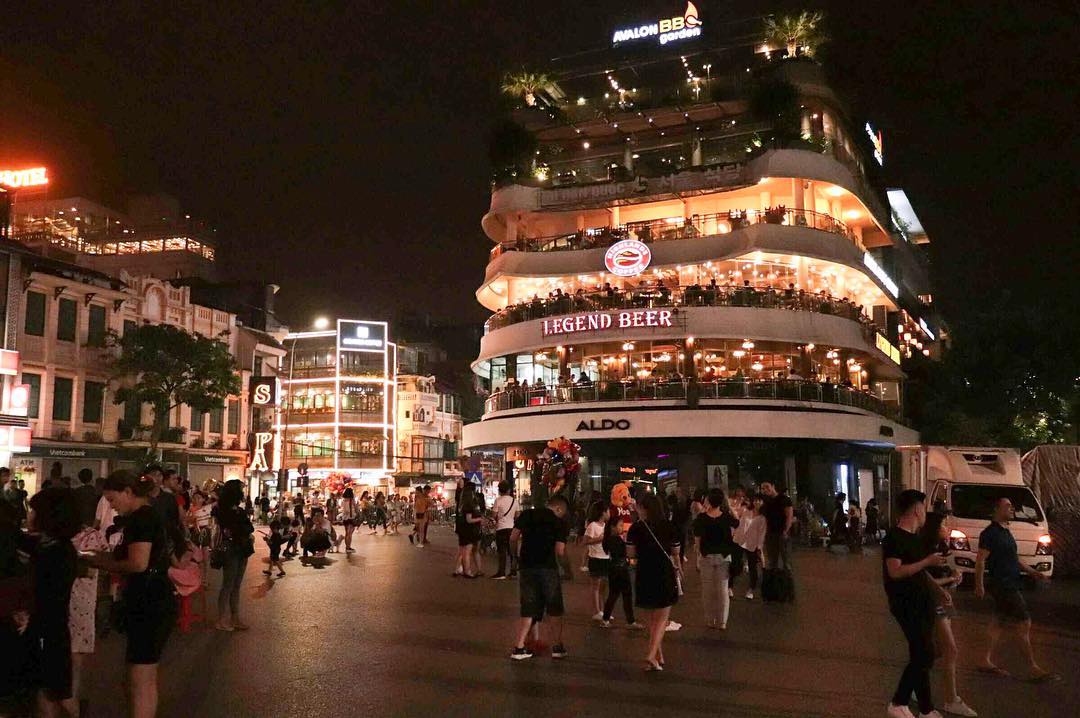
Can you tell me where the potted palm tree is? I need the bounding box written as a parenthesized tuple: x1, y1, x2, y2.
(763, 11, 827, 59)
(501, 70, 551, 107)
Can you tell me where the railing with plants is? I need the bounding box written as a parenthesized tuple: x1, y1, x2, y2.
(484, 378, 901, 422)
(490, 207, 859, 261)
(485, 284, 875, 337)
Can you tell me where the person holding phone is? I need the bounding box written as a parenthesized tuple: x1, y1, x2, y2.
(85, 470, 176, 718)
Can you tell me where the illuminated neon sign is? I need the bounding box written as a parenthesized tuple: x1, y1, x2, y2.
(918, 318, 935, 341)
(865, 123, 883, 165)
(0, 167, 48, 189)
(863, 252, 898, 298)
(604, 239, 652, 277)
(875, 333, 901, 365)
(612, 2, 701, 46)
(249, 431, 273, 472)
(542, 309, 673, 337)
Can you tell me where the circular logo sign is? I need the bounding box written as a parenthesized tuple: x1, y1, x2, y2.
(604, 239, 652, 277)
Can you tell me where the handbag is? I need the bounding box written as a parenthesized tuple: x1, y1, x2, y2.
(641, 520, 684, 597)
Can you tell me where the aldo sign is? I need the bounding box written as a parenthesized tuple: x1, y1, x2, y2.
(576, 419, 631, 431)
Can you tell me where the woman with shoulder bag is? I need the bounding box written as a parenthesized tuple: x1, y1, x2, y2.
(626, 492, 681, 671)
(210, 480, 254, 632)
(86, 471, 176, 718)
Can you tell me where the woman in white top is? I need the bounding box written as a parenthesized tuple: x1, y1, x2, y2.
(583, 501, 610, 620)
(339, 487, 359, 553)
(737, 495, 767, 599)
(491, 481, 520, 579)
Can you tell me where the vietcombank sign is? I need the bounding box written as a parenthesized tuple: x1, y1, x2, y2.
(612, 2, 702, 46)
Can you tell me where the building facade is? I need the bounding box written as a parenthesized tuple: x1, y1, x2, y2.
(3, 243, 283, 492)
(277, 320, 397, 493)
(463, 13, 941, 512)
(395, 373, 463, 490)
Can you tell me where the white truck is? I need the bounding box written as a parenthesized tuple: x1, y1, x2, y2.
(898, 446, 1053, 580)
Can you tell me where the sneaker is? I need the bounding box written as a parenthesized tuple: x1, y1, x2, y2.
(277, 571, 286, 577)
(941, 701, 977, 718)
(551, 643, 568, 659)
(745, 590, 754, 599)
(591, 612, 604, 621)
(510, 647, 533, 661)
(492, 574, 507, 580)
(600, 619, 612, 628)
(665, 620, 682, 632)
(627, 621, 645, 630)
(886, 704, 915, 718)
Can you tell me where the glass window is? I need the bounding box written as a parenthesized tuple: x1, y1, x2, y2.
(24, 291, 46, 336)
(52, 376, 73, 421)
(23, 372, 41, 419)
(87, 305, 107, 347)
(227, 399, 240, 434)
(82, 381, 105, 424)
(209, 406, 224, 433)
(57, 298, 77, 342)
(952, 485, 1043, 524)
(191, 408, 204, 432)
(124, 398, 141, 427)
(123, 319, 137, 336)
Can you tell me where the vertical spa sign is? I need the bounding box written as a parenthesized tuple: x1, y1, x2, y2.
(612, 2, 702, 46)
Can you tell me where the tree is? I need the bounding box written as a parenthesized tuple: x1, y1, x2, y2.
(764, 11, 827, 59)
(109, 323, 241, 456)
(749, 79, 803, 147)
(501, 70, 551, 107)
(488, 118, 537, 179)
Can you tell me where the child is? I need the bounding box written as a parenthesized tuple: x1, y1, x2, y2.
(583, 501, 610, 620)
(262, 520, 286, 577)
(283, 517, 301, 557)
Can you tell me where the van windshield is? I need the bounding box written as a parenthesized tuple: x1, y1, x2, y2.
(951, 485, 1044, 524)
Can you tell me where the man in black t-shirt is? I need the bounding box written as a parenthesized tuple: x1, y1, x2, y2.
(974, 497, 1058, 682)
(760, 482, 793, 571)
(882, 489, 949, 718)
(509, 495, 569, 661)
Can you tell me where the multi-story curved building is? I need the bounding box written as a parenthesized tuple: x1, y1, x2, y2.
(464, 13, 941, 509)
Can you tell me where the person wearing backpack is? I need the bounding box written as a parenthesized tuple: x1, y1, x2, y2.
(492, 481, 520, 579)
(210, 480, 254, 631)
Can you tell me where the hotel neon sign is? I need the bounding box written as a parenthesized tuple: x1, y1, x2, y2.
(542, 309, 673, 337)
(612, 2, 701, 46)
(0, 167, 48, 189)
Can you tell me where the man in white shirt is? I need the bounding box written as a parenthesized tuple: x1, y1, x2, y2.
(492, 481, 521, 579)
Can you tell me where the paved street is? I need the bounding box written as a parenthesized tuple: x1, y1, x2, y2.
(82, 525, 1080, 718)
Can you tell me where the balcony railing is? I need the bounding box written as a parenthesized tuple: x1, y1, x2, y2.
(490, 207, 860, 261)
(484, 379, 901, 422)
(485, 284, 875, 337)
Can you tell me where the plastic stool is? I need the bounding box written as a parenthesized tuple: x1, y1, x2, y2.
(176, 585, 206, 632)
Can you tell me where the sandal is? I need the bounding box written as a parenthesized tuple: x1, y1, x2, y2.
(1028, 671, 1061, 684)
(976, 665, 1010, 677)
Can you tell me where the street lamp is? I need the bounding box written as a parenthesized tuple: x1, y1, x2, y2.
(313, 316, 330, 330)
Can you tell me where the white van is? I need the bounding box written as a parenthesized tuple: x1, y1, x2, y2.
(899, 446, 1053, 580)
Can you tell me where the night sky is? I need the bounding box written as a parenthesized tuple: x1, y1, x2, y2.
(1, 1, 1075, 333)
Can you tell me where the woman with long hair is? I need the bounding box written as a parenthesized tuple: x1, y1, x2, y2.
(211, 480, 254, 631)
(692, 488, 738, 630)
(454, 483, 483, 578)
(339, 487, 358, 553)
(374, 492, 389, 536)
(86, 471, 176, 718)
(583, 501, 610, 619)
(626, 492, 681, 671)
(920, 512, 977, 717)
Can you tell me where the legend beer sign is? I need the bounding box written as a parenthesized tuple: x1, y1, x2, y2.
(542, 309, 673, 337)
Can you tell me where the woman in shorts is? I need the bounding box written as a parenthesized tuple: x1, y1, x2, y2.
(339, 487, 358, 553)
(88, 470, 176, 718)
(583, 501, 610, 620)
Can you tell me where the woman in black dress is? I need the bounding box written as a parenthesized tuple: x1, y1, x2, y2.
(25, 487, 80, 716)
(626, 491, 681, 671)
(88, 470, 176, 718)
(454, 483, 483, 578)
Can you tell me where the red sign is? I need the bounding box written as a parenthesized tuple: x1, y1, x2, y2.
(542, 309, 673, 337)
(604, 239, 652, 277)
(0, 167, 48, 189)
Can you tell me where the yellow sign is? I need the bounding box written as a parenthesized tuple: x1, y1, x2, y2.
(876, 333, 901, 364)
